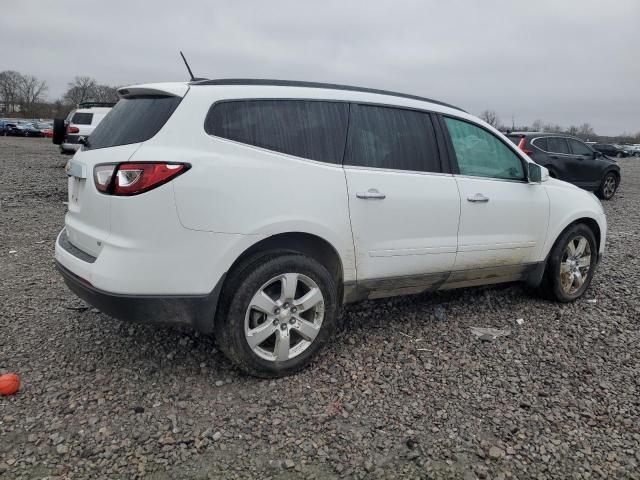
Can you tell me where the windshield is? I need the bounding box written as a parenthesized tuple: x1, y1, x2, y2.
(86, 95, 182, 150)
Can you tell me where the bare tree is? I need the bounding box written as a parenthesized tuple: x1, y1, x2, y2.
(63, 76, 98, 106)
(577, 123, 595, 140)
(531, 119, 544, 132)
(93, 84, 119, 103)
(479, 110, 501, 129)
(17, 74, 48, 118)
(0, 70, 22, 114)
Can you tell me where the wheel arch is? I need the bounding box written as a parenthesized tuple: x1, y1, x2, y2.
(226, 232, 345, 289)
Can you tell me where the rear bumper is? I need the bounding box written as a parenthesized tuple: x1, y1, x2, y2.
(56, 260, 223, 333)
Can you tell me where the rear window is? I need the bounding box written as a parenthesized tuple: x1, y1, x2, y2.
(205, 100, 348, 164)
(71, 112, 93, 125)
(344, 104, 441, 172)
(87, 95, 181, 150)
(547, 137, 570, 154)
(532, 137, 548, 151)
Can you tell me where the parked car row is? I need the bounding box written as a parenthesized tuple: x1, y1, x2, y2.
(0, 119, 53, 137)
(589, 142, 640, 158)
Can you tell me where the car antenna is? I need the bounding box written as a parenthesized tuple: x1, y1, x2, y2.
(180, 51, 198, 82)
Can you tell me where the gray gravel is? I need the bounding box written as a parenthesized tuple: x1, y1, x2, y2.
(1, 136, 639, 479)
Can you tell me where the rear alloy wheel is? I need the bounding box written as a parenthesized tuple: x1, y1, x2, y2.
(540, 224, 597, 302)
(215, 252, 338, 377)
(597, 172, 618, 200)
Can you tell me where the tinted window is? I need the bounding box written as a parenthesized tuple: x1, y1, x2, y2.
(87, 96, 181, 150)
(547, 137, 570, 154)
(444, 117, 524, 180)
(344, 104, 440, 172)
(71, 112, 93, 125)
(506, 135, 524, 146)
(568, 138, 592, 156)
(205, 100, 348, 164)
(532, 137, 548, 151)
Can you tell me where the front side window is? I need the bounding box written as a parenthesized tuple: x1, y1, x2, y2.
(444, 117, 524, 180)
(344, 104, 440, 172)
(568, 138, 592, 156)
(547, 137, 570, 154)
(205, 100, 348, 164)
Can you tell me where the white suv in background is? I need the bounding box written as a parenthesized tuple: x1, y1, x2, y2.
(55, 79, 607, 377)
(57, 104, 112, 154)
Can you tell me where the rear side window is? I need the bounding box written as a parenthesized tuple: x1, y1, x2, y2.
(532, 137, 548, 151)
(568, 138, 592, 156)
(444, 117, 524, 181)
(547, 137, 570, 154)
(71, 112, 93, 125)
(87, 96, 182, 150)
(205, 100, 348, 164)
(506, 135, 523, 146)
(344, 104, 440, 172)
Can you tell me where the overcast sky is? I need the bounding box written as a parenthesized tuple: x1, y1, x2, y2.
(1, 0, 638, 135)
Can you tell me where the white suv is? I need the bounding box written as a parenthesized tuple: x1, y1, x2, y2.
(58, 105, 111, 154)
(55, 79, 607, 377)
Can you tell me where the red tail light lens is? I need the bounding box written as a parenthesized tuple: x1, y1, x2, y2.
(94, 164, 116, 192)
(93, 162, 190, 196)
(517, 137, 534, 156)
(67, 125, 80, 134)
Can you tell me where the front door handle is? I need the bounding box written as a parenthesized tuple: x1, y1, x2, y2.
(467, 193, 489, 203)
(356, 188, 386, 200)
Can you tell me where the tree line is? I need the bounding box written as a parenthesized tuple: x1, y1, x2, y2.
(479, 110, 640, 144)
(0, 70, 119, 120)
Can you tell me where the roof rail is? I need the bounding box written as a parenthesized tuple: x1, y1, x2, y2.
(190, 78, 465, 112)
(78, 101, 116, 109)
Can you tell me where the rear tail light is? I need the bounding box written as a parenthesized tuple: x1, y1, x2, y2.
(517, 137, 534, 156)
(67, 125, 80, 134)
(93, 162, 190, 196)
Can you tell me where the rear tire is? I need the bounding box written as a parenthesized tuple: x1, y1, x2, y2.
(596, 172, 618, 200)
(214, 251, 338, 378)
(539, 224, 597, 302)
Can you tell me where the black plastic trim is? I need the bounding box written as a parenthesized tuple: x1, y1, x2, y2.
(191, 78, 465, 112)
(59, 230, 97, 263)
(56, 261, 225, 334)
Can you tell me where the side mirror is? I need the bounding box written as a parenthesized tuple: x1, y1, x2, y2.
(528, 163, 549, 183)
(594, 151, 603, 158)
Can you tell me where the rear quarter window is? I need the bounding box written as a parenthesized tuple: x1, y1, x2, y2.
(87, 96, 182, 150)
(205, 100, 349, 164)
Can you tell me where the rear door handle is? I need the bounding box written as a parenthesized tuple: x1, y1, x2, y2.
(467, 193, 489, 203)
(356, 188, 386, 200)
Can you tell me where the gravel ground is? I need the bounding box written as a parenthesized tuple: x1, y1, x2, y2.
(1, 136, 639, 479)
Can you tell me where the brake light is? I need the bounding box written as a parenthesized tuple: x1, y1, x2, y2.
(93, 162, 190, 196)
(517, 137, 534, 156)
(67, 125, 80, 134)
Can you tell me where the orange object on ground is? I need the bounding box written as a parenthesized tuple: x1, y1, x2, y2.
(0, 373, 20, 396)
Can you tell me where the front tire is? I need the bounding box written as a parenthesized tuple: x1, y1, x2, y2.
(540, 224, 597, 302)
(597, 172, 618, 200)
(215, 252, 338, 377)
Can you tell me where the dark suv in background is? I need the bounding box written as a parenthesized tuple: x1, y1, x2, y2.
(591, 143, 629, 158)
(507, 132, 621, 200)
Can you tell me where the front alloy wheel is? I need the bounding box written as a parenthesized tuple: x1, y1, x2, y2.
(540, 224, 597, 302)
(597, 172, 618, 200)
(559, 236, 591, 295)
